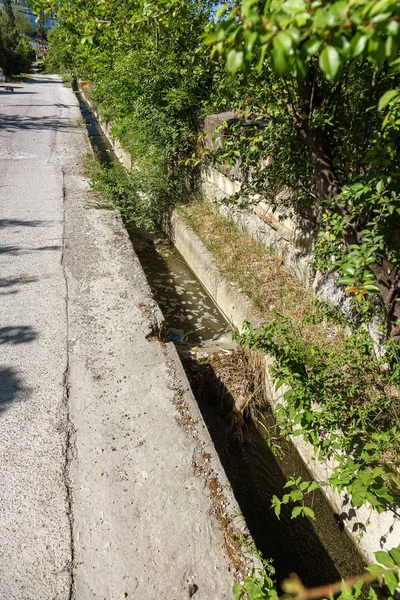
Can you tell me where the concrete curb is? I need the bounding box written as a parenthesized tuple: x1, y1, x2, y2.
(78, 84, 132, 170)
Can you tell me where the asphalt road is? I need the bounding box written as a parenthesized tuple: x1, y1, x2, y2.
(0, 75, 240, 599)
(0, 75, 72, 597)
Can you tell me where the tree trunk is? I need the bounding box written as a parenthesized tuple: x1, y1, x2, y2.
(295, 69, 340, 201)
(297, 123, 340, 200)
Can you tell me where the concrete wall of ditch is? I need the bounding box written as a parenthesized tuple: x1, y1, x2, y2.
(79, 83, 132, 170)
(202, 166, 392, 346)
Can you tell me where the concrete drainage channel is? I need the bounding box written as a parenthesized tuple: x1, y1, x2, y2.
(77, 91, 366, 588)
(127, 226, 236, 353)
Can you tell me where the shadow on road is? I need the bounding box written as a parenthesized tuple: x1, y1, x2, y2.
(0, 245, 61, 255)
(0, 113, 77, 133)
(0, 326, 37, 345)
(0, 367, 29, 414)
(0, 246, 22, 255)
(0, 219, 47, 229)
(0, 276, 38, 296)
(0, 92, 35, 96)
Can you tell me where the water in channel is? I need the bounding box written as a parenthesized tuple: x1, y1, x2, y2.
(127, 226, 235, 350)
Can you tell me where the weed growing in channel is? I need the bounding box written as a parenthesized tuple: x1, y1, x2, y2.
(236, 307, 400, 513)
(234, 546, 400, 600)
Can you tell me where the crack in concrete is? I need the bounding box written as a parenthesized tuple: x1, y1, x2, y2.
(61, 166, 76, 600)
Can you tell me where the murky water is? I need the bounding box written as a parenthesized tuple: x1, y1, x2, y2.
(128, 227, 234, 351)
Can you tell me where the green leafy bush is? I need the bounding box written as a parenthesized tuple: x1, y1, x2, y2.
(87, 158, 164, 229)
(236, 305, 400, 511)
(234, 546, 400, 600)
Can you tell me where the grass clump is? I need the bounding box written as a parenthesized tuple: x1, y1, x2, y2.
(83, 153, 164, 230)
(179, 202, 345, 350)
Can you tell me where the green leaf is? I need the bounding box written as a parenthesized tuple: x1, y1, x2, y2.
(372, 467, 383, 479)
(361, 470, 373, 486)
(341, 265, 356, 276)
(352, 491, 367, 506)
(272, 47, 289, 75)
(293, 56, 307, 80)
(387, 20, 399, 36)
(385, 35, 396, 58)
(302, 37, 321, 56)
(282, 0, 305, 14)
(274, 31, 293, 55)
(307, 481, 319, 492)
(302, 506, 315, 519)
(365, 564, 385, 576)
(284, 389, 293, 401)
(369, 0, 395, 18)
(215, 3, 230, 19)
(243, 577, 266, 598)
(368, 36, 386, 66)
(290, 489, 304, 501)
(375, 551, 395, 568)
(256, 44, 268, 73)
(366, 492, 380, 507)
(233, 582, 245, 600)
(226, 49, 244, 74)
(291, 505, 303, 518)
(368, 587, 378, 600)
(319, 45, 341, 81)
(383, 570, 399, 595)
(284, 479, 295, 489)
(272, 497, 281, 519)
(389, 547, 400, 564)
(378, 90, 399, 111)
(350, 33, 369, 57)
(245, 31, 259, 54)
(363, 284, 380, 293)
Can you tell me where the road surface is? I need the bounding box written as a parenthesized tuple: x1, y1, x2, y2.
(0, 75, 240, 599)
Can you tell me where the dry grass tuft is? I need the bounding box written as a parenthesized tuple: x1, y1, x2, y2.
(179, 203, 345, 349)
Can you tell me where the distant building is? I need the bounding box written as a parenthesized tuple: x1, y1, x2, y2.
(0, 0, 57, 31)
